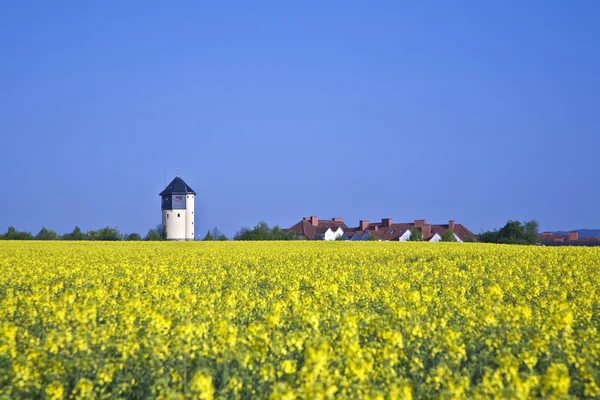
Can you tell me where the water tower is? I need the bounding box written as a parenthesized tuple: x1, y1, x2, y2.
(159, 175, 196, 240)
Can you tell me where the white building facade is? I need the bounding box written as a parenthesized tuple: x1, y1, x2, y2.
(323, 227, 344, 241)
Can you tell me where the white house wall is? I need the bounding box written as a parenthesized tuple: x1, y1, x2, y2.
(324, 227, 344, 241)
(428, 233, 442, 242)
(399, 230, 411, 242)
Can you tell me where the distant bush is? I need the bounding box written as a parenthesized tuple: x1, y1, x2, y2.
(62, 226, 85, 241)
(144, 229, 162, 241)
(408, 229, 423, 242)
(441, 229, 458, 242)
(1, 226, 34, 240)
(1, 225, 155, 241)
(86, 227, 122, 241)
(479, 220, 539, 245)
(36, 227, 59, 240)
(204, 227, 228, 241)
(234, 221, 299, 241)
(124, 233, 142, 241)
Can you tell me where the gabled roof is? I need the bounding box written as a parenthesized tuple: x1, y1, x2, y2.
(429, 226, 447, 240)
(160, 176, 196, 196)
(286, 220, 317, 240)
(451, 224, 477, 242)
(382, 224, 413, 241)
(317, 220, 348, 230)
(364, 229, 385, 240)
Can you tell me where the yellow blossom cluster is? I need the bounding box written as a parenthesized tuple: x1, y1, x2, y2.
(0, 241, 599, 398)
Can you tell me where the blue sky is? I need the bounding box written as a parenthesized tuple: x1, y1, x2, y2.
(1, 1, 599, 238)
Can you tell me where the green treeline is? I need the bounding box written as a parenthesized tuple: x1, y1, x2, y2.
(478, 220, 539, 245)
(0, 226, 166, 241)
(0, 219, 541, 243)
(233, 221, 300, 241)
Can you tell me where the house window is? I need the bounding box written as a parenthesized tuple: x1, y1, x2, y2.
(391, 230, 396, 234)
(178, 213, 180, 217)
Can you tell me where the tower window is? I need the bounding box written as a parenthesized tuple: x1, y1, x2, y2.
(192, 222, 194, 225)
(187, 196, 189, 198)
(192, 211, 193, 214)
(167, 214, 169, 218)
(178, 213, 180, 217)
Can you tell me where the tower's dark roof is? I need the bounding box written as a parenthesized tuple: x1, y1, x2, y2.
(159, 176, 196, 196)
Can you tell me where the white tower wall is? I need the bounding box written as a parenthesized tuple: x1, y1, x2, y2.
(185, 194, 195, 240)
(162, 209, 187, 240)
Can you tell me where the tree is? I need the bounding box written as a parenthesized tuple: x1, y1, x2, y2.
(125, 233, 142, 241)
(270, 225, 297, 240)
(441, 229, 458, 242)
(365, 234, 380, 241)
(234, 227, 250, 240)
(3, 226, 34, 240)
(62, 226, 85, 240)
(211, 227, 228, 241)
(408, 228, 423, 242)
(202, 227, 228, 241)
(234, 221, 299, 241)
(36, 227, 58, 240)
(335, 234, 346, 241)
(524, 220, 540, 244)
(479, 220, 539, 245)
(161, 225, 168, 240)
(87, 227, 121, 241)
(144, 229, 162, 241)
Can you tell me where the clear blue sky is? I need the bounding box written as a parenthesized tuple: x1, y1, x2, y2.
(1, 1, 599, 238)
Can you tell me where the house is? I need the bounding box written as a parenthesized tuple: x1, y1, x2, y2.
(539, 231, 600, 246)
(286, 216, 346, 240)
(286, 216, 477, 242)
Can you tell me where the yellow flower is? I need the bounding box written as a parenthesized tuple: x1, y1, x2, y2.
(189, 371, 214, 400)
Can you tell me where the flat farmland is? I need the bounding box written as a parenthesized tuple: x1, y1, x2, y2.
(0, 242, 599, 399)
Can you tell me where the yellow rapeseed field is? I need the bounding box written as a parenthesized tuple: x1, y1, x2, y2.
(0, 241, 599, 399)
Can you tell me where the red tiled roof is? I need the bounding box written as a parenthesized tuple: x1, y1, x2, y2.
(286, 220, 316, 239)
(364, 229, 385, 240)
(429, 226, 447, 240)
(382, 224, 413, 241)
(452, 224, 477, 242)
(286, 219, 346, 239)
